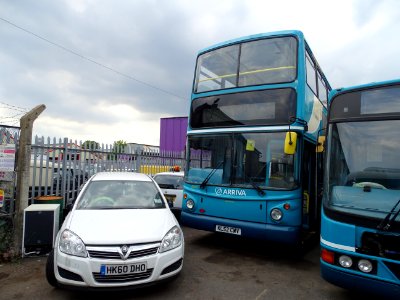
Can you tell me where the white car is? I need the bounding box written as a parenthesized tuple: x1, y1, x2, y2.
(46, 172, 184, 289)
(153, 171, 184, 216)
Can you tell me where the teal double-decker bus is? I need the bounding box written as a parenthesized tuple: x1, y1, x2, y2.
(321, 79, 400, 297)
(181, 30, 331, 245)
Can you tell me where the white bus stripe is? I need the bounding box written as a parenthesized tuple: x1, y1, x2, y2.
(320, 236, 356, 252)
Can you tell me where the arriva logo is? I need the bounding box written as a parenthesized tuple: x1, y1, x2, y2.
(215, 187, 247, 196)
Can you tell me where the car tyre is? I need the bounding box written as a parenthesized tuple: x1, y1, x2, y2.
(46, 249, 58, 288)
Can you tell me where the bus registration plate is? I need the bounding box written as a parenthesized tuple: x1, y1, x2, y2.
(100, 262, 147, 276)
(215, 225, 241, 235)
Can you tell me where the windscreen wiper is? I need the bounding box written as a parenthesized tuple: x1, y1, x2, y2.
(249, 180, 265, 196)
(240, 164, 267, 196)
(377, 199, 400, 231)
(200, 161, 223, 189)
(243, 172, 266, 196)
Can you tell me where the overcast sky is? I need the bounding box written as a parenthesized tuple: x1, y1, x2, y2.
(1, 0, 399, 146)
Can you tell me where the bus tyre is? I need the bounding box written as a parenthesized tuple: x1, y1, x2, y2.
(46, 249, 58, 288)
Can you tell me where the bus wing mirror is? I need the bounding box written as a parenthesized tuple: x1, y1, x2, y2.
(284, 132, 297, 155)
(317, 136, 325, 153)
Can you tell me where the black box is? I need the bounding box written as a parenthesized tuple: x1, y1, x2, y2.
(22, 204, 60, 256)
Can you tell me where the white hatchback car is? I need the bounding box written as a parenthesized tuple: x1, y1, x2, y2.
(153, 171, 184, 216)
(46, 172, 184, 290)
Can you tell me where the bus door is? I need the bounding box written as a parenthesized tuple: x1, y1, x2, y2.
(301, 139, 317, 230)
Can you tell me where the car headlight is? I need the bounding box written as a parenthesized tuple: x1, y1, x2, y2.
(159, 226, 182, 253)
(59, 229, 87, 257)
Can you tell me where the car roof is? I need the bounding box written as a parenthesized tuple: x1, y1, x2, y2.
(91, 172, 152, 182)
(154, 171, 184, 177)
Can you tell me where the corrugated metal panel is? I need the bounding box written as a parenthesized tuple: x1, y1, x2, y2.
(159, 117, 188, 152)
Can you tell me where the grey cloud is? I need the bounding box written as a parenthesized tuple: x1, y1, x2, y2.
(1, 0, 400, 143)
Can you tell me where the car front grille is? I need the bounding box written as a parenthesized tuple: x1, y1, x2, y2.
(88, 250, 121, 259)
(87, 243, 160, 260)
(92, 269, 153, 283)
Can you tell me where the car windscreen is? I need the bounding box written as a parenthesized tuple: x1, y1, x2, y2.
(154, 175, 183, 190)
(76, 180, 166, 209)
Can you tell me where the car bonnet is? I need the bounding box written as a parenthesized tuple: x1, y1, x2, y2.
(66, 208, 177, 245)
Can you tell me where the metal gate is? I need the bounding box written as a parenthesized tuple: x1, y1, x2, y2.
(30, 136, 186, 206)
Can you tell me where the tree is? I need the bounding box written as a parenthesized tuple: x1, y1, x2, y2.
(82, 140, 100, 150)
(107, 140, 127, 160)
(113, 140, 127, 153)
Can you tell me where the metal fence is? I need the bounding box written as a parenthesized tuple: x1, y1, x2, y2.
(29, 136, 186, 206)
(0, 126, 19, 211)
(0, 125, 19, 254)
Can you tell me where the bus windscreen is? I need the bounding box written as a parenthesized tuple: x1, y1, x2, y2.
(330, 85, 400, 121)
(194, 36, 297, 93)
(190, 88, 296, 128)
(361, 86, 400, 114)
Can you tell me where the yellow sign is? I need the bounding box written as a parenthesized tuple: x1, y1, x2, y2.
(246, 140, 255, 151)
(303, 191, 309, 213)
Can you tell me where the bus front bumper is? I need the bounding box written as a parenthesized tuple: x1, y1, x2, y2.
(181, 211, 300, 244)
(321, 261, 400, 299)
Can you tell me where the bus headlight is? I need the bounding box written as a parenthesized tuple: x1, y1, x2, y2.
(358, 259, 373, 273)
(186, 199, 195, 210)
(338, 255, 353, 268)
(270, 208, 283, 221)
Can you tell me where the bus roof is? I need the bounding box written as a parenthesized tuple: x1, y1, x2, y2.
(330, 78, 400, 99)
(198, 30, 304, 54)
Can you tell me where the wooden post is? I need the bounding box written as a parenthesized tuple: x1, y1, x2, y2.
(13, 104, 46, 256)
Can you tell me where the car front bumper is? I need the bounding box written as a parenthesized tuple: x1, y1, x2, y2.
(54, 243, 184, 288)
